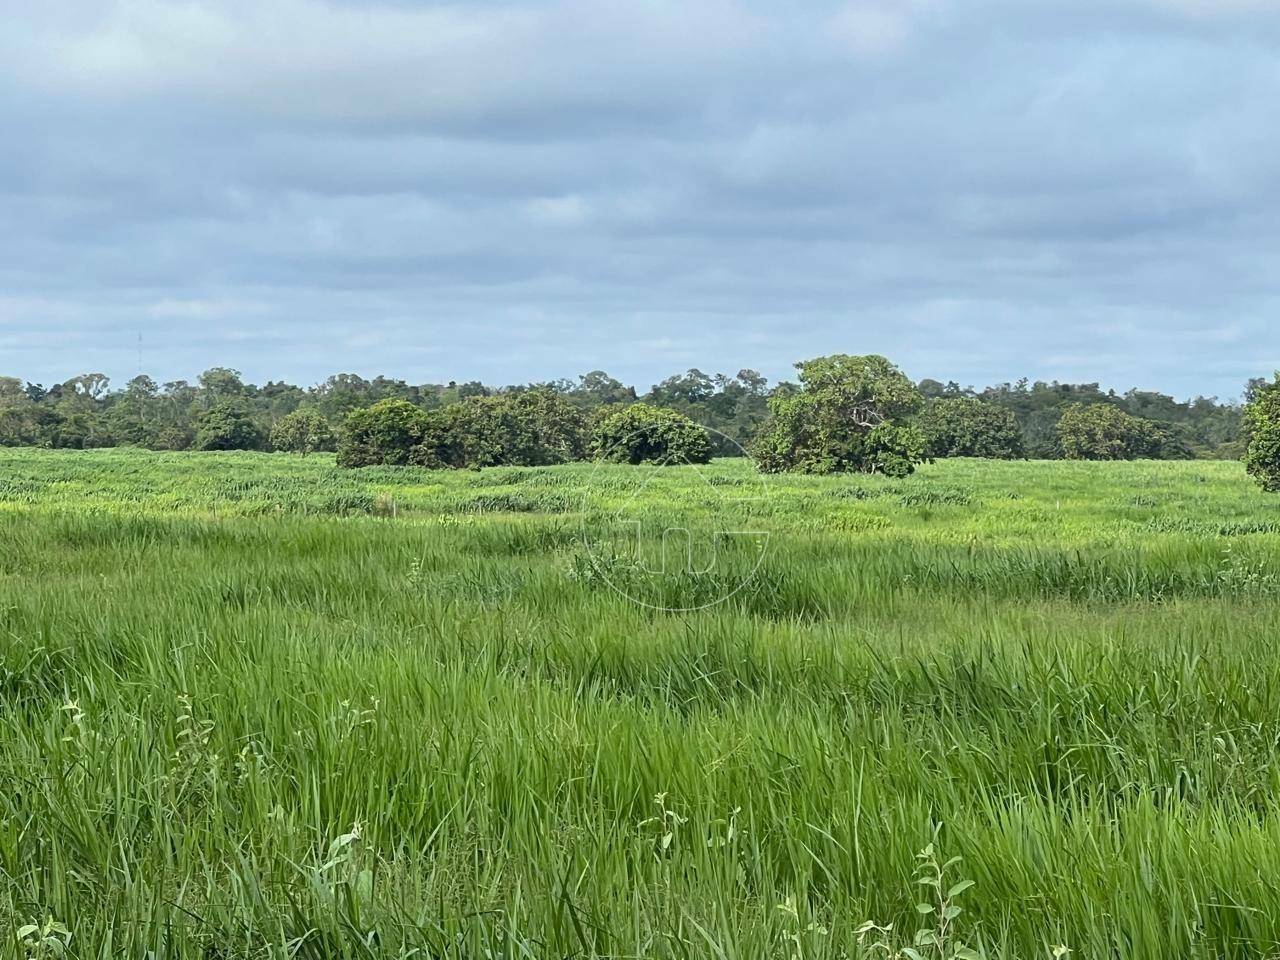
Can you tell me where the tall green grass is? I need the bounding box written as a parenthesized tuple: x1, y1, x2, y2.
(3, 449, 1280, 957)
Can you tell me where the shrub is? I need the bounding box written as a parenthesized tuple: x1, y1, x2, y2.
(270, 408, 334, 456)
(592, 403, 712, 465)
(752, 354, 924, 476)
(340, 390, 591, 471)
(337, 399, 432, 467)
(921, 397, 1023, 459)
(1244, 375, 1280, 491)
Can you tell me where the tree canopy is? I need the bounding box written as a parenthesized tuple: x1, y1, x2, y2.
(751, 355, 925, 476)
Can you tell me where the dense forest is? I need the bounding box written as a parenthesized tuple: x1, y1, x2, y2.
(0, 365, 1249, 460)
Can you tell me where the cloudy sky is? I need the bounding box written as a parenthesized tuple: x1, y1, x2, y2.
(2, 0, 1277, 398)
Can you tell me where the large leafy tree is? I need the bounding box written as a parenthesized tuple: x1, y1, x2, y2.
(1244, 375, 1280, 491)
(752, 354, 925, 476)
(921, 398, 1023, 459)
(592, 403, 711, 465)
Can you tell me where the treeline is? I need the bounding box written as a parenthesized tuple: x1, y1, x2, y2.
(0, 364, 1246, 461)
(920, 379, 1243, 460)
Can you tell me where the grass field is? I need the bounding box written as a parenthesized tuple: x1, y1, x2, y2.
(5, 448, 1280, 958)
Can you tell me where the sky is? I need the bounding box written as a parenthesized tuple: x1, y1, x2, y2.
(1, 0, 1278, 399)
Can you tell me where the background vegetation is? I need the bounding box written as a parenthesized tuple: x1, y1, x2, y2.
(5, 448, 1280, 957)
(0, 363, 1248, 461)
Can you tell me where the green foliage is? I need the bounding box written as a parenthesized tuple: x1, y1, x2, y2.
(753, 354, 925, 476)
(444, 389, 589, 467)
(0, 365, 1250, 461)
(953, 378, 1237, 460)
(337, 399, 432, 467)
(1056, 403, 1177, 461)
(591, 402, 712, 464)
(270, 407, 334, 456)
(341, 390, 590, 470)
(1243, 374, 1280, 492)
(193, 399, 264, 451)
(921, 398, 1023, 460)
(643, 368, 771, 456)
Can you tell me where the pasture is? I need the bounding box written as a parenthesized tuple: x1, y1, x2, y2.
(4, 448, 1280, 958)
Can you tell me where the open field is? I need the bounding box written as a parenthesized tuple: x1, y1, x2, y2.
(5, 449, 1280, 958)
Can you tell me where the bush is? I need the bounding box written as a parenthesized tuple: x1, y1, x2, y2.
(194, 400, 265, 451)
(446, 389, 589, 468)
(921, 398, 1023, 459)
(337, 399, 432, 467)
(270, 408, 334, 456)
(340, 391, 591, 471)
(752, 354, 924, 476)
(592, 403, 712, 465)
(1057, 403, 1174, 461)
(1244, 376, 1280, 491)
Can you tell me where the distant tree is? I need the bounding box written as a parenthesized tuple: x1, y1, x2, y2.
(648, 369, 717, 406)
(0, 377, 50, 447)
(270, 408, 334, 456)
(62, 373, 110, 402)
(921, 398, 1023, 459)
(1244, 375, 1280, 491)
(592, 403, 711, 465)
(197, 367, 247, 406)
(106, 375, 160, 446)
(917, 379, 971, 400)
(752, 354, 924, 476)
(1056, 403, 1171, 460)
(337, 399, 431, 467)
(573, 371, 636, 408)
(194, 400, 265, 451)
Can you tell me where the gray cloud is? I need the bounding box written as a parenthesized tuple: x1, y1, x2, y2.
(1, 0, 1277, 397)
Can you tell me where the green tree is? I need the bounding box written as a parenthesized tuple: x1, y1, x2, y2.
(572, 371, 636, 408)
(107, 375, 161, 447)
(337, 399, 431, 467)
(921, 398, 1023, 459)
(752, 354, 924, 476)
(499, 388, 589, 465)
(1056, 403, 1170, 460)
(1244, 375, 1280, 491)
(198, 367, 247, 407)
(194, 400, 265, 451)
(270, 408, 334, 456)
(592, 403, 711, 465)
(416, 389, 590, 469)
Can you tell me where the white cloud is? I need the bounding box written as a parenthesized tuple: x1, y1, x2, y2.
(827, 0, 942, 56)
